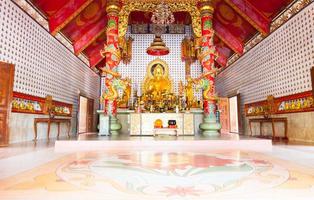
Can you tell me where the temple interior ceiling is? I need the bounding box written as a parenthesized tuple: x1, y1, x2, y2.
(27, 0, 295, 70)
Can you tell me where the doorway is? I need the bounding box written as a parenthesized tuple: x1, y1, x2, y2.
(218, 98, 230, 134)
(229, 95, 240, 133)
(0, 62, 15, 146)
(78, 95, 95, 133)
(78, 96, 88, 133)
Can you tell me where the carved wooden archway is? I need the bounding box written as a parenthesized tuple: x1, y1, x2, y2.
(118, 2, 202, 37)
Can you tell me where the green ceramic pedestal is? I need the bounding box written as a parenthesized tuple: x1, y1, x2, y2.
(200, 100, 221, 136)
(109, 115, 122, 136)
(199, 114, 221, 136)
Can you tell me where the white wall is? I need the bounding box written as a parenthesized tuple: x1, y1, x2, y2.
(0, 0, 100, 143)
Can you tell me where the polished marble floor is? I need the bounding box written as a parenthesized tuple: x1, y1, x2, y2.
(1, 136, 314, 200)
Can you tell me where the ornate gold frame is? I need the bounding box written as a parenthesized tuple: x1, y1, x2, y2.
(118, 2, 201, 37)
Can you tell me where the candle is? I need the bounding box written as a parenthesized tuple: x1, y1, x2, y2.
(138, 82, 142, 96)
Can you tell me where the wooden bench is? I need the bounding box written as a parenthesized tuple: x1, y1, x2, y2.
(153, 128, 178, 136)
(34, 118, 71, 140)
(249, 117, 288, 141)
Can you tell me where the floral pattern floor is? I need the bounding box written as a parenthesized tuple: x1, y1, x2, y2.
(1, 149, 314, 200)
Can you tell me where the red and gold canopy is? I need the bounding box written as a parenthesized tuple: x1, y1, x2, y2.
(29, 0, 293, 69)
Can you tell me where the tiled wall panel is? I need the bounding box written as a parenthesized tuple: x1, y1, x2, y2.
(215, 3, 314, 139)
(216, 3, 314, 111)
(0, 0, 100, 142)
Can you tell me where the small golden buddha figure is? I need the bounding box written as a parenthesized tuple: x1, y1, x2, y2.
(185, 77, 196, 109)
(118, 77, 131, 108)
(143, 63, 172, 101)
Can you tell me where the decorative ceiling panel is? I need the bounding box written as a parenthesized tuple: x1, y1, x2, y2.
(61, 0, 107, 42)
(214, 36, 233, 59)
(83, 32, 106, 66)
(25, 0, 298, 69)
(29, 0, 69, 17)
(247, 0, 294, 18)
(213, 0, 257, 43)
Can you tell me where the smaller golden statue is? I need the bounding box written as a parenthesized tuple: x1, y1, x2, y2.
(185, 76, 198, 109)
(118, 77, 132, 108)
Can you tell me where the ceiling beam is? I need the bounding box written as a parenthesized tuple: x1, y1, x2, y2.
(95, 58, 106, 70)
(214, 22, 244, 55)
(73, 19, 107, 55)
(216, 50, 228, 68)
(49, 0, 93, 35)
(224, 0, 270, 36)
(89, 51, 105, 68)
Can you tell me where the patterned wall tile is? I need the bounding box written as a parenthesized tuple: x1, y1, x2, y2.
(0, 0, 100, 119)
(216, 3, 314, 112)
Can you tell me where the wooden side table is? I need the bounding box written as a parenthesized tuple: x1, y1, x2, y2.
(249, 117, 288, 140)
(34, 118, 71, 140)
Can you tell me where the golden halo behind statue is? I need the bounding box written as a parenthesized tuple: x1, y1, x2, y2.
(146, 58, 169, 79)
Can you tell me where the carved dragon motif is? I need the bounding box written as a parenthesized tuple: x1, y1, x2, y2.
(101, 69, 127, 102)
(195, 70, 218, 101)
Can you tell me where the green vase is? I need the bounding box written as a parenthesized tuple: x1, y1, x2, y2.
(200, 100, 221, 136)
(199, 114, 221, 136)
(109, 115, 122, 136)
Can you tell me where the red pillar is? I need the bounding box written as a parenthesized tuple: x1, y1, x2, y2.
(199, 1, 217, 115)
(100, 0, 121, 115)
(103, 0, 121, 70)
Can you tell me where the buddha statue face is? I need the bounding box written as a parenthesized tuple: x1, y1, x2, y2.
(153, 64, 164, 80)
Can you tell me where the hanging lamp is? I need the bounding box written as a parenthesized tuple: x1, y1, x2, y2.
(147, 3, 174, 56)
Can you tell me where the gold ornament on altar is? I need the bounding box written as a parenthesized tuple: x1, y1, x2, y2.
(118, 77, 132, 108)
(181, 37, 200, 63)
(119, 36, 134, 64)
(185, 76, 198, 109)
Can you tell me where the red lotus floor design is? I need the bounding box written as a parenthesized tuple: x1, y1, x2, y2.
(1, 148, 314, 200)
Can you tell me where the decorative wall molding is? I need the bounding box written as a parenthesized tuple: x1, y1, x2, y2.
(245, 91, 314, 117)
(12, 92, 73, 117)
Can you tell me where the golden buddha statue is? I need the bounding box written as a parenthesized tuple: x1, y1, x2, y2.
(143, 59, 172, 102)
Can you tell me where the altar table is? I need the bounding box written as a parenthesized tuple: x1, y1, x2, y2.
(34, 118, 71, 140)
(97, 109, 204, 136)
(130, 112, 195, 136)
